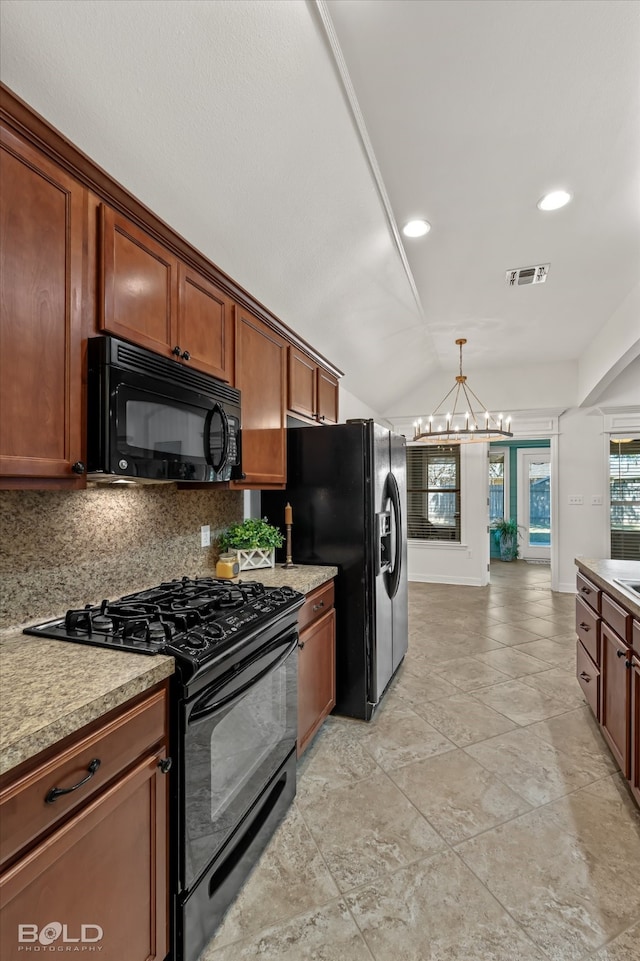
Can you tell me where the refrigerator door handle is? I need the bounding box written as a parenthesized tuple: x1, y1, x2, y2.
(385, 473, 403, 600)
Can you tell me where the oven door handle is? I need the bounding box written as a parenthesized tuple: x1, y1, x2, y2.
(190, 633, 298, 722)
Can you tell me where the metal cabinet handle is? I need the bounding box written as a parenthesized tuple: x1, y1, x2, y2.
(312, 601, 325, 612)
(579, 671, 590, 682)
(617, 650, 625, 658)
(298, 640, 305, 650)
(71, 461, 86, 475)
(579, 622, 590, 631)
(158, 757, 172, 774)
(580, 586, 591, 594)
(45, 759, 101, 803)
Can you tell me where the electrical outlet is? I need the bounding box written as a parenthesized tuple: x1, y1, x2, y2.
(200, 525, 211, 547)
(591, 495, 603, 506)
(568, 495, 583, 506)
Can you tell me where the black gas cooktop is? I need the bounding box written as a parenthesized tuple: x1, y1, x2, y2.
(24, 577, 304, 682)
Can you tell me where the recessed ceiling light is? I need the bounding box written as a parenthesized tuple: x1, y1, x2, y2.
(537, 190, 572, 211)
(402, 219, 431, 238)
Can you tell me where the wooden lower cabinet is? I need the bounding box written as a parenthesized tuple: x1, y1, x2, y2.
(0, 686, 169, 961)
(297, 581, 336, 756)
(600, 622, 632, 777)
(632, 654, 640, 806)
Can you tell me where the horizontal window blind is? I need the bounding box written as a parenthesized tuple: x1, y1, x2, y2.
(610, 437, 640, 560)
(407, 445, 460, 542)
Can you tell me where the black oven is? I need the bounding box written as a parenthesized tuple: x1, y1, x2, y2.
(176, 629, 298, 961)
(87, 335, 242, 483)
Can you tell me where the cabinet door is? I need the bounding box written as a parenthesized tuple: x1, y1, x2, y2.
(632, 656, 640, 806)
(288, 346, 316, 419)
(177, 264, 234, 381)
(298, 608, 336, 756)
(100, 205, 178, 357)
(317, 367, 339, 424)
(0, 750, 168, 961)
(233, 306, 286, 486)
(600, 623, 631, 777)
(0, 126, 84, 485)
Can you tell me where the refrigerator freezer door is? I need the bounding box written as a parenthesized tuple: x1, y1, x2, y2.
(389, 431, 409, 673)
(372, 424, 394, 705)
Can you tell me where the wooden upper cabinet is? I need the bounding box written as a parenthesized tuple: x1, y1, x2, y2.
(0, 125, 85, 487)
(100, 205, 177, 355)
(288, 346, 339, 425)
(233, 306, 286, 487)
(288, 347, 317, 420)
(100, 206, 233, 382)
(177, 263, 233, 381)
(317, 366, 339, 424)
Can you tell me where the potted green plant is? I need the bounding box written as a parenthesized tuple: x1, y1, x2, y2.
(491, 518, 523, 561)
(218, 517, 284, 571)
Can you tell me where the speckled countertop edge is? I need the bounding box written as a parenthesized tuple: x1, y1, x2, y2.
(0, 565, 336, 777)
(574, 557, 640, 620)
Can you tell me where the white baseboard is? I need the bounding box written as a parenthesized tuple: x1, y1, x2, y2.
(408, 574, 485, 587)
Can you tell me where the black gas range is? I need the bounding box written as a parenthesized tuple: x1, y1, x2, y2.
(24, 576, 304, 692)
(24, 575, 305, 961)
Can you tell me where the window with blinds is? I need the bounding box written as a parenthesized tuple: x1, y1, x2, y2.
(406, 445, 461, 541)
(610, 437, 640, 560)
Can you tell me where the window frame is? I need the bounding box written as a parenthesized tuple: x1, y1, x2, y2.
(405, 443, 461, 544)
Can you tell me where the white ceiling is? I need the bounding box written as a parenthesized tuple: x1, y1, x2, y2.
(1, 0, 639, 415)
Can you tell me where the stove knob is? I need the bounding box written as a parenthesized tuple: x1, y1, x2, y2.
(188, 633, 208, 649)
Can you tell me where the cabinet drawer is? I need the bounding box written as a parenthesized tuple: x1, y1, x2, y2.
(602, 592, 631, 643)
(576, 572, 601, 614)
(575, 596, 600, 665)
(0, 686, 166, 868)
(576, 640, 600, 719)
(298, 580, 335, 633)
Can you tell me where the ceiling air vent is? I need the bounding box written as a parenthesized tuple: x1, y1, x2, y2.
(506, 263, 549, 286)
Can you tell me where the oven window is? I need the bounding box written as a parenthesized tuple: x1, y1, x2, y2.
(118, 387, 207, 461)
(209, 669, 286, 821)
(182, 641, 297, 890)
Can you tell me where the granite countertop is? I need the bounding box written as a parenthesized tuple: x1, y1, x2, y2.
(575, 557, 640, 620)
(0, 565, 336, 778)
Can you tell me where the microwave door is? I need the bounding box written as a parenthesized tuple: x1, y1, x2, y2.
(204, 403, 230, 479)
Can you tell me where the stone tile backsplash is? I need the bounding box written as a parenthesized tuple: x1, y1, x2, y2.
(0, 486, 243, 629)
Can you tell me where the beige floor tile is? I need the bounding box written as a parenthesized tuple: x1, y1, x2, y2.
(471, 677, 575, 725)
(295, 716, 378, 803)
(588, 921, 640, 959)
(474, 646, 555, 677)
(345, 850, 547, 961)
(477, 621, 553, 646)
(207, 803, 339, 950)
(526, 706, 619, 777)
(357, 698, 456, 770)
(430, 655, 512, 692)
(296, 767, 447, 892)
(203, 899, 375, 961)
(391, 663, 460, 706)
(465, 727, 608, 806)
(457, 776, 640, 961)
(519, 666, 588, 709)
(517, 616, 570, 638)
(390, 749, 531, 843)
(512, 638, 577, 670)
(414, 691, 519, 746)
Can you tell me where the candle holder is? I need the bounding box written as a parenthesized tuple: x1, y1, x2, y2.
(281, 523, 297, 569)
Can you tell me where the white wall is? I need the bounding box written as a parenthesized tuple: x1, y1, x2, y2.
(339, 384, 391, 426)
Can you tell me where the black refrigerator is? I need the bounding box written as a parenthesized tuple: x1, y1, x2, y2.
(262, 420, 408, 721)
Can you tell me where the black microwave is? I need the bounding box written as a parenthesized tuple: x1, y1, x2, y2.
(87, 336, 242, 483)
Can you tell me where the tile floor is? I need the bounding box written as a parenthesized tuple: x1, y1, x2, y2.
(202, 562, 640, 961)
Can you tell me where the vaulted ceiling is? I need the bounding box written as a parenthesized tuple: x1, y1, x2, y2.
(1, 0, 638, 414)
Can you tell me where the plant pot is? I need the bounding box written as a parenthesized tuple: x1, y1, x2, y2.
(235, 548, 275, 571)
(499, 534, 517, 561)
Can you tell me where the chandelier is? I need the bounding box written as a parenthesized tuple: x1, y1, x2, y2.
(413, 339, 513, 444)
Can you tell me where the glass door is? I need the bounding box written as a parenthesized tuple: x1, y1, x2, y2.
(517, 450, 551, 560)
